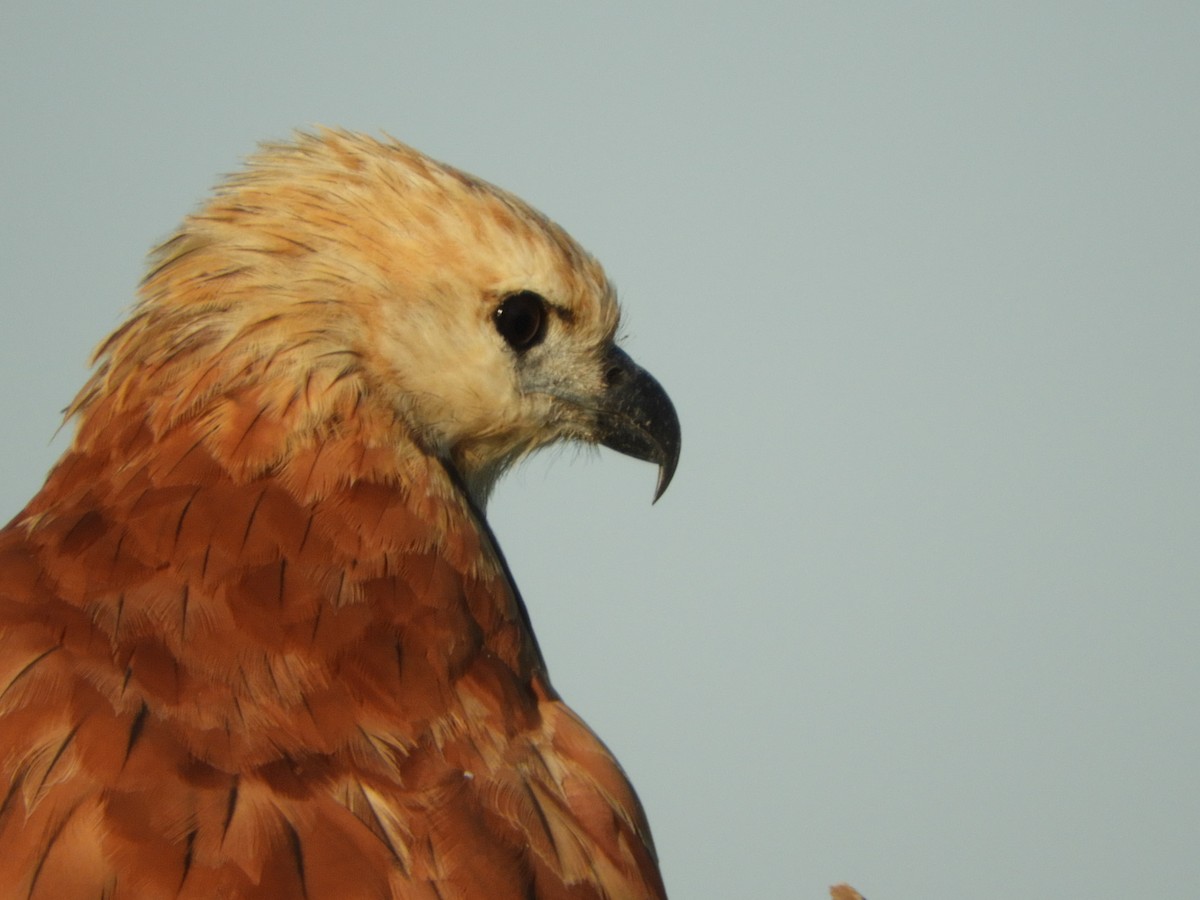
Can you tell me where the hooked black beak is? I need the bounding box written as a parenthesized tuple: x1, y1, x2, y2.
(595, 346, 681, 502)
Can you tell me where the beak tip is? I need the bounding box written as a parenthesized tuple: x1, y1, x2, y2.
(652, 476, 667, 505)
(651, 456, 678, 504)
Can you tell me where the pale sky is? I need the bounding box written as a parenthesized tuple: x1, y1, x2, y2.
(2, 4, 1198, 898)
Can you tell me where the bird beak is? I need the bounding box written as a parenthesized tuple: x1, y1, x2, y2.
(594, 346, 681, 502)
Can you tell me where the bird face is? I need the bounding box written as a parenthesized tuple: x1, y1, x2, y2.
(368, 220, 681, 504)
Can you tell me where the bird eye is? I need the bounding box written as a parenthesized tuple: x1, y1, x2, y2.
(494, 291, 548, 353)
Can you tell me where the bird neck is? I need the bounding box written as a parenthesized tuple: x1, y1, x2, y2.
(13, 391, 546, 769)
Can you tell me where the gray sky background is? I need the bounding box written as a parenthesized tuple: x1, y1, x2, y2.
(2, 3, 1197, 898)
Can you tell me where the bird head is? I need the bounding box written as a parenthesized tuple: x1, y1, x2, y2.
(88, 130, 679, 506)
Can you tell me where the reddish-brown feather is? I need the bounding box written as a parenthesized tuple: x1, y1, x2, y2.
(0, 131, 666, 899)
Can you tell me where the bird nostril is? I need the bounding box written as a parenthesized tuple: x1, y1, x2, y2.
(604, 365, 626, 388)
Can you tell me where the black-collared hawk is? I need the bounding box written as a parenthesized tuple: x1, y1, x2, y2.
(0, 130, 680, 899)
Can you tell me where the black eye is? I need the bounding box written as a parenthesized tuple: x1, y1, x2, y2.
(494, 291, 548, 353)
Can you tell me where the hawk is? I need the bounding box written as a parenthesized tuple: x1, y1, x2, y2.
(0, 130, 679, 899)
